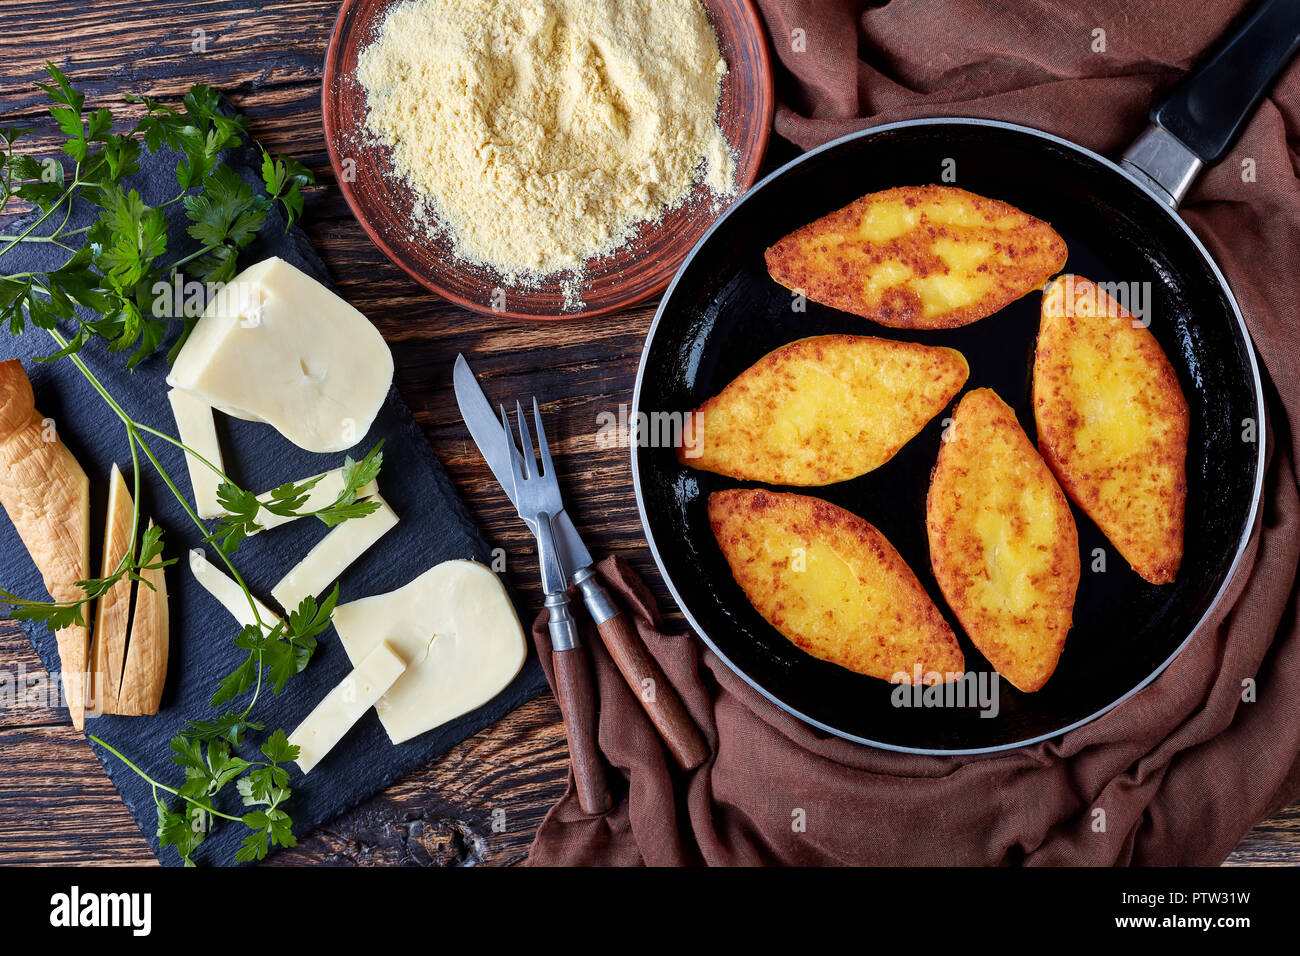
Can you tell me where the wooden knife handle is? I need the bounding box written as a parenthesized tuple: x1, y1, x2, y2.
(596, 611, 710, 771)
(551, 646, 610, 814)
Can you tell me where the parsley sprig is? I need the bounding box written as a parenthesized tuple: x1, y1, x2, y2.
(1, 65, 379, 864)
(96, 583, 343, 866)
(0, 62, 314, 367)
(92, 729, 301, 865)
(0, 522, 172, 631)
(205, 441, 384, 556)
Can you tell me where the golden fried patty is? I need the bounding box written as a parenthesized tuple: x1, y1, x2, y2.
(766, 185, 1067, 329)
(927, 388, 1079, 693)
(710, 489, 964, 683)
(678, 334, 967, 484)
(1033, 275, 1188, 585)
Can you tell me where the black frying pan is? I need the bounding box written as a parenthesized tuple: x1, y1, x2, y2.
(633, 0, 1298, 753)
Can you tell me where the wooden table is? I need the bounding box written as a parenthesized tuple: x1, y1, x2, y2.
(0, 0, 1295, 866)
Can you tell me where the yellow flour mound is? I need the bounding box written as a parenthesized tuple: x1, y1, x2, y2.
(356, 0, 735, 280)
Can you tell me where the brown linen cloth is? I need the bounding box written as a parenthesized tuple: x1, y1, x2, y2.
(527, 0, 1300, 865)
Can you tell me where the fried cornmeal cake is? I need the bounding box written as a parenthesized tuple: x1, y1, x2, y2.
(765, 185, 1067, 329)
(709, 488, 964, 683)
(927, 388, 1079, 693)
(678, 334, 968, 484)
(1033, 275, 1188, 585)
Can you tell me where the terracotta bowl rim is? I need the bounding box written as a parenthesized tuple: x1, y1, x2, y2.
(321, 0, 776, 321)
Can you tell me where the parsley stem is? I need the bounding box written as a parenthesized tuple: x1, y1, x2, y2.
(167, 242, 220, 272)
(0, 179, 80, 258)
(125, 420, 142, 571)
(0, 223, 95, 242)
(132, 420, 234, 485)
(133, 423, 271, 632)
(46, 328, 271, 634)
(0, 140, 13, 217)
(243, 660, 264, 720)
(46, 161, 81, 247)
(88, 735, 245, 823)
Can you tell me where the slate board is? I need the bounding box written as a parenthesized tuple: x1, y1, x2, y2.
(0, 133, 549, 865)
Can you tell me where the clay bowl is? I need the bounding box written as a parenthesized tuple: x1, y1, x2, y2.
(322, 0, 775, 320)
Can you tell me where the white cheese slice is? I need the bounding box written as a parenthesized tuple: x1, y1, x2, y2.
(166, 257, 393, 454)
(189, 548, 279, 632)
(288, 640, 406, 774)
(166, 390, 226, 519)
(270, 493, 398, 611)
(251, 468, 378, 535)
(331, 559, 526, 745)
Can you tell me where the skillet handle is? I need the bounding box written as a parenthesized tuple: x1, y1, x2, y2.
(1152, 0, 1300, 164)
(1123, 0, 1300, 206)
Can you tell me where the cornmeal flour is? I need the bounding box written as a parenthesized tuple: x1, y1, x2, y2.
(357, 0, 736, 285)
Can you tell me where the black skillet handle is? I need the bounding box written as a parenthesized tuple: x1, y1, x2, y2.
(1152, 0, 1300, 163)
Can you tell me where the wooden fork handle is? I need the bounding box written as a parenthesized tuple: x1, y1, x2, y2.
(595, 610, 710, 771)
(552, 645, 610, 814)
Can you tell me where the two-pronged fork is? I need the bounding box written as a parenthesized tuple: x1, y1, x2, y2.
(501, 398, 609, 814)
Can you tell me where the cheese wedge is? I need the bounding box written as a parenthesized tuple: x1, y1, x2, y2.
(90, 463, 134, 716)
(251, 468, 379, 535)
(166, 257, 394, 454)
(927, 388, 1079, 692)
(271, 493, 397, 611)
(331, 560, 526, 744)
(166, 389, 225, 519)
(189, 548, 279, 632)
(289, 641, 406, 774)
(116, 521, 170, 716)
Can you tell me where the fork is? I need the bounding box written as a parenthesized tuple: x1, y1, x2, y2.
(503, 398, 609, 814)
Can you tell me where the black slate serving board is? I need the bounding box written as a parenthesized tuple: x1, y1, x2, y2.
(0, 134, 548, 865)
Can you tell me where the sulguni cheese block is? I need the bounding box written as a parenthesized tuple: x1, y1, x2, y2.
(166, 257, 393, 454)
(189, 548, 279, 632)
(270, 493, 397, 611)
(331, 560, 526, 744)
(288, 641, 407, 774)
(166, 389, 226, 519)
(251, 467, 378, 535)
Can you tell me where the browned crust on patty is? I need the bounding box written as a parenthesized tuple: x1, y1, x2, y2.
(676, 334, 968, 484)
(926, 388, 1079, 692)
(1033, 275, 1188, 585)
(709, 488, 964, 683)
(765, 185, 1068, 330)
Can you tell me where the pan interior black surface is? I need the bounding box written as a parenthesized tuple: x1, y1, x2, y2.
(634, 121, 1262, 753)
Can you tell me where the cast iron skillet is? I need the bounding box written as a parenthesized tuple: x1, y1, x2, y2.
(633, 1, 1298, 753)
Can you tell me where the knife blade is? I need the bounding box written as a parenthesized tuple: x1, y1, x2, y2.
(453, 354, 709, 771)
(453, 354, 594, 579)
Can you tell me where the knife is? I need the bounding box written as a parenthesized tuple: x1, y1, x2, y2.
(454, 356, 591, 584)
(454, 355, 709, 771)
